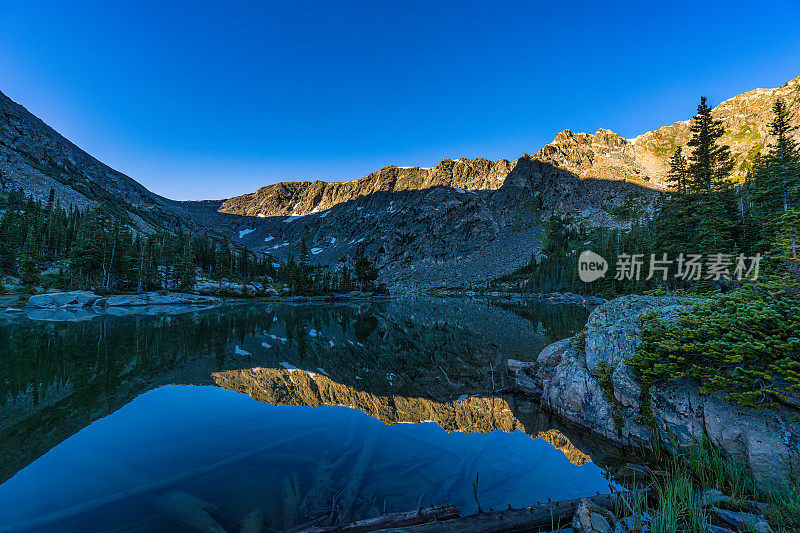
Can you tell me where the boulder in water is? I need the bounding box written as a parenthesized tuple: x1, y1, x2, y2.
(154, 490, 226, 533)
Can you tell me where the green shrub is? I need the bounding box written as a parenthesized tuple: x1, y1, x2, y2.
(631, 278, 800, 409)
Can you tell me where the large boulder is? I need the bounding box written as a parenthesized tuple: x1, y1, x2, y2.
(27, 291, 100, 308)
(571, 498, 627, 533)
(512, 295, 800, 487)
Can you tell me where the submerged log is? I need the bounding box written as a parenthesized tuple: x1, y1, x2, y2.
(238, 509, 264, 533)
(296, 505, 460, 532)
(300, 452, 335, 522)
(376, 492, 640, 533)
(334, 427, 379, 524)
(282, 471, 302, 528)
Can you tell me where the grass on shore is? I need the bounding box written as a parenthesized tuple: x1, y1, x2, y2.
(616, 439, 800, 532)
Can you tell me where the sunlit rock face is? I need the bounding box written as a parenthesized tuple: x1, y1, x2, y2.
(218, 158, 515, 217)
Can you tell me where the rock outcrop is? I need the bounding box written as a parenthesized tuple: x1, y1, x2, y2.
(571, 498, 628, 533)
(510, 295, 800, 487)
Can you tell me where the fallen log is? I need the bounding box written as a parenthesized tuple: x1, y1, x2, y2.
(296, 505, 461, 532)
(382, 492, 643, 532)
(317, 491, 645, 533)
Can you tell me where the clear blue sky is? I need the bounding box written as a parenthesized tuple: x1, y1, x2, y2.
(1, 1, 799, 200)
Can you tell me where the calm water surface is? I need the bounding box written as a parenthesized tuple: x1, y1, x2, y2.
(0, 296, 617, 531)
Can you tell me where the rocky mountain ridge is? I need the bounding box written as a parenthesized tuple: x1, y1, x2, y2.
(219, 158, 516, 217)
(230, 155, 659, 288)
(221, 75, 800, 218)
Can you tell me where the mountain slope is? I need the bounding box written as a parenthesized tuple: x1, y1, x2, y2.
(232, 155, 659, 288)
(218, 157, 515, 217)
(0, 89, 243, 235)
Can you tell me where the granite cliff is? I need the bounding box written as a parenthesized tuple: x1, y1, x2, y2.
(509, 295, 800, 488)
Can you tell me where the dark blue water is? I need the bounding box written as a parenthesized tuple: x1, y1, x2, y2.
(0, 296, 611, 531)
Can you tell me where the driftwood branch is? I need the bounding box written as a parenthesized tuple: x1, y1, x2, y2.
(472, 472, 482, 514)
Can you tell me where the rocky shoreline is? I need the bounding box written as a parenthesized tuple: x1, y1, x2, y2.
(0, 290, 399, 321)
(282, 291, 395, 303)
(508, 295, 800, 488)
(24, 290, 222, 309)
(431, 288, 609, 309)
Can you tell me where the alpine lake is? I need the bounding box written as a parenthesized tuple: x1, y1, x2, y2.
(0, 295, 627, 532)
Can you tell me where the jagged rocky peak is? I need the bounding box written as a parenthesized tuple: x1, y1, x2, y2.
(532, 127, 653, 186)
(537, 128, 625, 167)
(218, 155, 518, 216)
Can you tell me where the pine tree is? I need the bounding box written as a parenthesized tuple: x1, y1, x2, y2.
(177, 242, 196, 291)
(655, 148, 696, 255)
(768, 99, 799, 213)
(19, 229, 39, 286)
(354, 255, 378, 291)
(46, 188, 55, 213)
(687, 97, 734, 194)
(747, 99, 800, 245)
(298, 238, 309, 268)
(685, 97, 738, 252)
(667, 147, 689, 194)
(0, 240, 13, 274)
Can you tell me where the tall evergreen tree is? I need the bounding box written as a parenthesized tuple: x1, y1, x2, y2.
(354, 255, 378, 291)
(684, 97, 738, 252)
(19, 229, 39, 286)
(687, 96, 734, 194)
(768, 99, 799, 214)
(667, 147, 689, 194)
(747, 99, 800, 234)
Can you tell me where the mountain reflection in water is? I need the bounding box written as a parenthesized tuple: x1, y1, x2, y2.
(0, 296, 620, 531)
